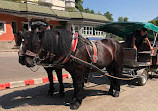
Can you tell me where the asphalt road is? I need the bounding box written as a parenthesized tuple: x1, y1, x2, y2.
(1, 52, 158, 111)
(1, 75, 158, 111)
(0, 52, 68, 83)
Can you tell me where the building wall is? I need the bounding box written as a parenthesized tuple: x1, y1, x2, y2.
(49, 20, 60, 28)
(0, 13, 27, 41)
(65, 0, 75, 7)
(51, 0, 65, 10)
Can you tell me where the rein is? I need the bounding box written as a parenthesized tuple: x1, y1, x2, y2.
(70, 55, 134, 80)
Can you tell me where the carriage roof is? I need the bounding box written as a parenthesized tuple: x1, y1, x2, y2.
(95, 22, 158, 39)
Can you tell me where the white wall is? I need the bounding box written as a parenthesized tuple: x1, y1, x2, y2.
(51, 0, 65, 10)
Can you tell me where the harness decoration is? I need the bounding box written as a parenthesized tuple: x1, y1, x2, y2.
(60, 32, 78, 64)
(86, 41, 98, 63)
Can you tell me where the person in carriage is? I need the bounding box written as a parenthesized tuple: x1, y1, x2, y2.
(126, 28, 153, 51)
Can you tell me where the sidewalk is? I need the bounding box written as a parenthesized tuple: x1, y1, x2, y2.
(0, 52, 70, 90)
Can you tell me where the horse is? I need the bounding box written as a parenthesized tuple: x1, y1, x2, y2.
(18, 30, 65, 96)
(19, 29, 124, 110)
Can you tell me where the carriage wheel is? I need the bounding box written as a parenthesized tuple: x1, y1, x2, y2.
(137, 68, 148, 86)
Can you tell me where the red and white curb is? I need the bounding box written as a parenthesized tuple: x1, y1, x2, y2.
(0, 74, 71, 91)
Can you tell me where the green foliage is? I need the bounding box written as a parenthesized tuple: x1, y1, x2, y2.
(118, 17, 124, 22)
(148, 20, 158, 26)
(75, 0, 84, 12)
(124, 17, 128, 21)
(84, 7, 90, 13)
(84, 7, 95, 14)
(97, 11, 102, 15)
(118, 17, 128, 22)
(104, 11, 113, 21)
(90, 10, 94, 14)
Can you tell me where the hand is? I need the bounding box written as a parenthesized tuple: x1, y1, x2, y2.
(133, 45, 137, 51)
(150, 46, 153, 50)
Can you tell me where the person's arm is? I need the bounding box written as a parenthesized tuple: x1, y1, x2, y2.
(145, 38, 153, 50)
(133, 36, 137, 50)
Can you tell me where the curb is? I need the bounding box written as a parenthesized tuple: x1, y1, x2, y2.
(0, 74, 71, 91)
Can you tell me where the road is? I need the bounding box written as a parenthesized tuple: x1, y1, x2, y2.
(1, 52, 158, 111)
(0, 52, 68, 83)
(1, 75, 158, 111)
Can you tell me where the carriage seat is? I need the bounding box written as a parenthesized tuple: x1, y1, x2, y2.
(122, 42, 151, 67)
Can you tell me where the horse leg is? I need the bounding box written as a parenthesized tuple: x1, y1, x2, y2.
(82, 71, 89, 89)
(113, 62, 122, 97)
(70, 70, 84, 110)
(55, 68, 65, 96)
(113, 79, 120, 97)
(44, 67, 55, 96)
(108, 77, 114, 95)
(107, 65, 114, 96)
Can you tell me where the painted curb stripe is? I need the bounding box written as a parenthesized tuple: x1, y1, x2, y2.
(0, 83, 10, 90)
(24, 79, 34, 86)
(0, 74, 70, 91)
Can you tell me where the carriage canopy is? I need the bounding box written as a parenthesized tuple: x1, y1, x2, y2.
(95, 22, 158, 39)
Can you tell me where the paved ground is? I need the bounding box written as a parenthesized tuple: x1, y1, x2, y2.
(0, 75, 158, 111)
(0, 52, 69, 83)
(1, 52, 158, 111)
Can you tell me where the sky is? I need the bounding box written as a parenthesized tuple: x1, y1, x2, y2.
(82, 0, 158, 22)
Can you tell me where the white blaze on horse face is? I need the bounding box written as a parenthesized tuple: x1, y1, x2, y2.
(19, 43, 24, 53)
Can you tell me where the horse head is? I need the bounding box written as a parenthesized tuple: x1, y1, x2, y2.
(18, 29, 73, 68)
(18, 30, 46, 67)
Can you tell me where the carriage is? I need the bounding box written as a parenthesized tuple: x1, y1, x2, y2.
(19, 21, 158, 109)
(96, 22, 158, 86)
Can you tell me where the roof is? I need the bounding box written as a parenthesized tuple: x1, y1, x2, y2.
(27, 4, 56, 16)
(81, 12, 109, 22)
(0, 0, 21, 11)
(0, 0, 109, 23)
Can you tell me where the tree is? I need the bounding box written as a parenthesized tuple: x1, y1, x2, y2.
(97, 11, 102, 15)
(84, 8, 95, 14)
(124, 17, 128, 21)
(75, 0, 84, 12)
(84, 7, 90, 13)
(90, 10, 95, 14)
(104, 11, 114, 21)
(118, 17, 124, 22)
(148, 20, 158, 26)
(118, 17, 128, 22)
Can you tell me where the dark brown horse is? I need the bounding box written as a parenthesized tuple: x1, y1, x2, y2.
(19, 29, 124, 110)
(18, 31, 65, 96)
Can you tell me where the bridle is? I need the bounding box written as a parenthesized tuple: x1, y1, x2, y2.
(18, 41, 51, 67)
(18, 31, 79, 68)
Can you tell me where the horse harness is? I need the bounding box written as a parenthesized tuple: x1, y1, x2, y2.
(18, 35, 133, 80)
(52, 35, 98, 66)
(86, 41, 98, 64)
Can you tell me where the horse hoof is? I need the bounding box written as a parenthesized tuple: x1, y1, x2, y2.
(70, 102, 81, 110)
(113, 91, 120, 97)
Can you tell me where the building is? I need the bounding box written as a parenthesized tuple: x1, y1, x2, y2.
(0, 0, 110, 50)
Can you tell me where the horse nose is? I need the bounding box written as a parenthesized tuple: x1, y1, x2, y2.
(19, 56, 26, 65)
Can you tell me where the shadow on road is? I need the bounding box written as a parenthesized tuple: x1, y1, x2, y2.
(90, 72, 135, 86)
(0, 81, 109, 109)
(0, 72, 147, 109)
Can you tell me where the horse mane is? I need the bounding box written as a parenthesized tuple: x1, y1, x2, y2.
(42, 29, 72, 56)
